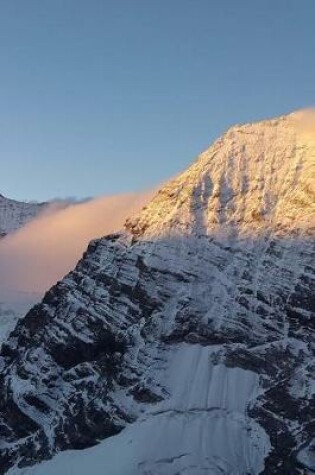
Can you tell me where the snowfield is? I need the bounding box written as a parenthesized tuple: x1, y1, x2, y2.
(14, 344, 270, 475)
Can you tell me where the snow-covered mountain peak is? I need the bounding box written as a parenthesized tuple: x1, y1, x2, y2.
(126, 110, 315, 240)
(0, 111, 314, 475)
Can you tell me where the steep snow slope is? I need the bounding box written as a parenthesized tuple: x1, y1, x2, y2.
(1, 111, 314, 475)
(17, 344, 270, 475)
(0, 194, 47, 237)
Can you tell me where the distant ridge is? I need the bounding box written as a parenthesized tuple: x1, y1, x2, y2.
(0, 193, 48, 236)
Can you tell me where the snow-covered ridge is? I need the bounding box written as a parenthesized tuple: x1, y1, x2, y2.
(0, 194, 47, 236)
(126, 110, 314, 239)
(0, 111, 314, 475)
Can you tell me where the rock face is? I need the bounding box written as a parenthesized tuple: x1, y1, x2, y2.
(0, 194, 47, 237)
(0, 111, 314, 474)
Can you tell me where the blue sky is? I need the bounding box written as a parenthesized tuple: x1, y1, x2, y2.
(0, 0, 314, 201)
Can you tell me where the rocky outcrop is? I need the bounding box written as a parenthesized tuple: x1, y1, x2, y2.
(0, 111, 314, 474)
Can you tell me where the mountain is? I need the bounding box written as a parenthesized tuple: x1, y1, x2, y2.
(0, 290, 42, 349)
(0, 195, 48, 347)
(0, 194, 47, 238)
(0, 111, 314, 474)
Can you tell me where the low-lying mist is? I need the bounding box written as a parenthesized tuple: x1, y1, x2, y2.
(0, 191, 153, 294)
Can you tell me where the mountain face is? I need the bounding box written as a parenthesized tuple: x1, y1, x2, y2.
(0, 292, 41, 349)
(0, 111, 314, 474)
(0, 194, 47, 238)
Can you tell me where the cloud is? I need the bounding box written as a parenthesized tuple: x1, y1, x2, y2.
(0, 191, 153, 293)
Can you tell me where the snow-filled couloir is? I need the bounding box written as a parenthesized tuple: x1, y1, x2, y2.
(0, 110, 314, 474)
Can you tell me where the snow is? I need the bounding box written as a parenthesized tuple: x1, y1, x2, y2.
(297, 440, 315, 472)
(0, 194, 46, 235)
(1, 110, 314, 474)
(126, 110, 315, 240)
(0, 289, 42, 348)
(0, 194, 45, 345)
(14, 344, 270, 475)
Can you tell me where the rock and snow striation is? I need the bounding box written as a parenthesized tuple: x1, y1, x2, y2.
(0, 194, 47, 238)
(0, 111, 314, 474)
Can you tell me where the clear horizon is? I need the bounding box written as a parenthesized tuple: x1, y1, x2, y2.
(1, 0, 314, 201)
